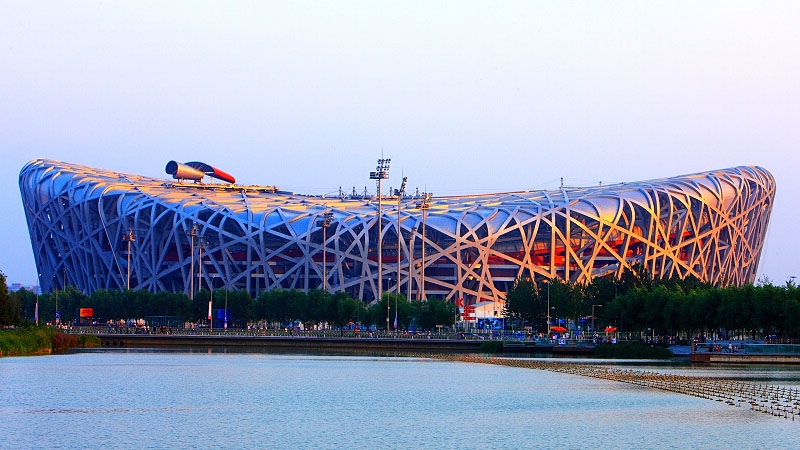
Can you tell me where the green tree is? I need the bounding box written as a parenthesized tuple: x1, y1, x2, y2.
(11, 287, 37, 325)
(413, 297, 456, 330)
(548, 278, 584, 330)
(303, 289, 329, 329)
(502, 277, 540, 327)
(0, 271, 21, 326)
(332, 291, 364, 328)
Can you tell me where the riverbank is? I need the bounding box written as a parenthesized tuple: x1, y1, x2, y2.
(0, 327, 100, 357)
(94, 332, 487, 353)
(691, 351, 800, 364)
(84, 331, 677, 359)
(689, 342, 800, 364)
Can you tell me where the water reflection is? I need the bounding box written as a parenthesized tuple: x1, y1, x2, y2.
(2, 349, 798, 450)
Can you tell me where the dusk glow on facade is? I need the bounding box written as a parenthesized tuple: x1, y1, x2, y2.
(20, 159, 774, 310)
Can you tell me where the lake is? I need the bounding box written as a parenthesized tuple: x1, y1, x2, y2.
(2, 348, 799, 449)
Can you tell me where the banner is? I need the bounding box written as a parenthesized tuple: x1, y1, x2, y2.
(478, 318, 504, 331)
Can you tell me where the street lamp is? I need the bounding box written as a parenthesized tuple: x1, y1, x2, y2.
(121, 229, 136, 290)
(543, 279, 556, 335)
(53, 272, 61, 325)
(224, 276, 229, 330)
(788, 276, 796, 341)
(318, 211, 334, 291)
(197, 236, 210, 298)
(369, 157, 391, 330)
(415, 192, 431, 301)
(209, 275, 214, 332)
(394, 176, 407, 297)
(187, 224, 199, 300)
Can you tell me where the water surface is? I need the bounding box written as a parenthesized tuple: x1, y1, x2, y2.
(2, 348, 798, 449)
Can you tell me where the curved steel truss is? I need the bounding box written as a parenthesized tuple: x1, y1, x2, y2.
(20, 159, 775, 309)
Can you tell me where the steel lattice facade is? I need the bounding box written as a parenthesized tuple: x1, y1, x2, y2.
(20, 159, 775, 309)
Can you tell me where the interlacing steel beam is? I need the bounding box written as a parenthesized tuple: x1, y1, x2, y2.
(20, 159, 775, 312)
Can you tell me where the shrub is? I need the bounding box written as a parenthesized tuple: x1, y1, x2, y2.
(0, 327, 99, 357)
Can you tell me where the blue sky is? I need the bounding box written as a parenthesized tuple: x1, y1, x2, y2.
(2, 1, 798, 286)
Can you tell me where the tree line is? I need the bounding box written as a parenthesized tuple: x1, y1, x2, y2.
(0, 270, 456, 331)
(4, 264, 798, 339)
(503, 264, 800, 340)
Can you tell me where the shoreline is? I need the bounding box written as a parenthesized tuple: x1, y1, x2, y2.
(0, 328, 100, 357)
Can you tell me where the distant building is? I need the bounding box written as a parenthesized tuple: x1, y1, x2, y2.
(8, 283, 40, 294)
(19, 159, 774, 312)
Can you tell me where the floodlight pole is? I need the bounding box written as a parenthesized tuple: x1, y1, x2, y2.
(122, 229, 136, 290)
(188, 224, 198, 300)
(224, 277, 228, 330)
(209, 276, 214, 332)
(393, 176, 408, 334)
(319, 211, 334, 291)
(198, 237, 204, 294)
(54, 272, 60, 325)
(788, 276, 796, 340)
(415, 193, 431, 301)
(369, 158, 390, 331)
(546, 280, 551, 332)
(395, 176, 407, 297)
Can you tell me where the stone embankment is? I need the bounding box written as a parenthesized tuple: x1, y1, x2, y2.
(438, 355, 800, 422)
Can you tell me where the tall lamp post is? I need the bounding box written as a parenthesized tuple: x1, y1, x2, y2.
(197, 236, 208, 297)
(122, 229, 136, 290)
(196, 236, 209, 328)
(224, 276, 229, 330)
(545, 280, 551, 333)
(394, 176, 407, 297)
(369, 158, 391, 331)
(414, 193, 431, 301)
(788, 276, 796, 341)
(318, 211, 334, 291)
(55, 277, 58, 325)
(209, 275, 214, 331)
(188, 224, 199, 300)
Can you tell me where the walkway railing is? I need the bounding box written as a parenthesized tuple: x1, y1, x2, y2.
(65, 326, 615, 345)
(692, 342, 800, 355)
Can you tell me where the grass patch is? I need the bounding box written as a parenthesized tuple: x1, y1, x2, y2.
(0, 328, 100, 357)
(593, 342, 673, 359)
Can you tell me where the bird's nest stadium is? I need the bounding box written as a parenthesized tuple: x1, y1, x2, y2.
(20, 159, 775, 311)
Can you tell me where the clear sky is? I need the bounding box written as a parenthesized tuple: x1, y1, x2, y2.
(2, 1, 798, 287)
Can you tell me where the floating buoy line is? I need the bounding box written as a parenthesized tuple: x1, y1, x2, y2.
(432, 354, 800, 422)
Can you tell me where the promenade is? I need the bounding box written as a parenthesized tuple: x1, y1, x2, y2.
(90, 331, 484, 353)
(691, 342, 800, 364)
(70, 327, 597, 354)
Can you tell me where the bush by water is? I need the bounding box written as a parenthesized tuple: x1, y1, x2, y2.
(0, 327, 100, 357)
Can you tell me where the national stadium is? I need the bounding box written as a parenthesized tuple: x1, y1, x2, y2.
(19, 159, 775, 313)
